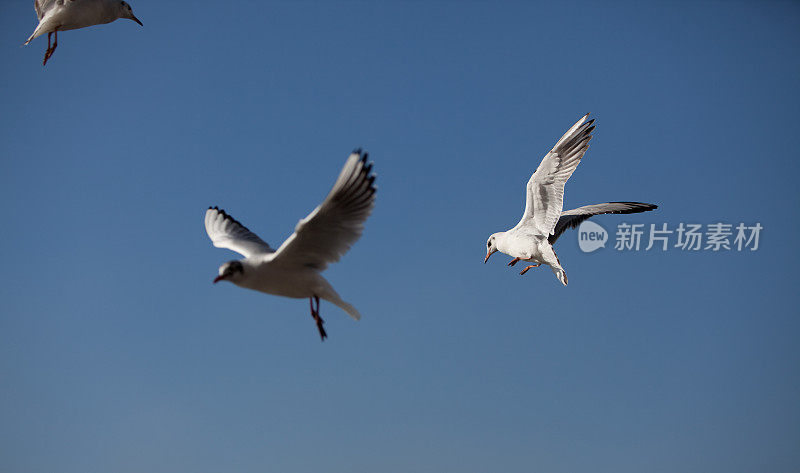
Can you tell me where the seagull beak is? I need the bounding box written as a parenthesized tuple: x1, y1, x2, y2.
(131, 15, 143, 26)
(484, 252, 492, 264)
(213, 275, 224, 284)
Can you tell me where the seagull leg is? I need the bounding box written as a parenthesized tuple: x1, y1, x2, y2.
(519, 264, 540, 275)
(43, 32, 52, 65)
(43, 29, 58, 66)
(507, 257, 520, 266)
(310, 295, 327, 341)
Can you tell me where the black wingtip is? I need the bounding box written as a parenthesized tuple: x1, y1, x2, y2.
(209, 207, 254, 231)
(607, 202, 659, 213)
(351, 148, 370, 164)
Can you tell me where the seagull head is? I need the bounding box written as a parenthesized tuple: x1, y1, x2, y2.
(484, 233, 500, 263)
(118, 1, 143, 26)
(214, 260, 244, 284)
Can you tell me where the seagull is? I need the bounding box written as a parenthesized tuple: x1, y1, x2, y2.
(205, 150, 376, 341)
(24, 0, 143, 66)
(484, 114, 657, 285)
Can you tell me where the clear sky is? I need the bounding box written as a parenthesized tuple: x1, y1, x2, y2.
(1, 1, 799, 472)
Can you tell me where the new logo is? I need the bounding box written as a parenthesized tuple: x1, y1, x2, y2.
(577, 221, 607, 253)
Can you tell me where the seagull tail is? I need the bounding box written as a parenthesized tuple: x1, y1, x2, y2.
(317, 280, 362, 321)
(332, 299, 362, 321)
(552, 266, 568, 286)
(24, 29, 40, 45)
(25, 20, 52, 45)
(546, 248, 568, 286)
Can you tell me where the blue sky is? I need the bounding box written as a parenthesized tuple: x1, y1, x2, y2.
(1, 1, 799, 472)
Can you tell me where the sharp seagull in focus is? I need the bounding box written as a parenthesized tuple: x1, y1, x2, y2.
(205, 150, 376, 341)
(24, 0, 143, 66)
(484, 114, 658, 285)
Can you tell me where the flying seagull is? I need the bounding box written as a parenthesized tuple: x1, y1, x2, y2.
(206, 150, 376, 341)
(484, 114, 657, 285)
(24, 0, 143, 66)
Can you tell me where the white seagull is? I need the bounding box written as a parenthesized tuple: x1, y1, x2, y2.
(205, 150, 376, 341)
(484, 114, 657, 285)
(24, 0, 143, 66)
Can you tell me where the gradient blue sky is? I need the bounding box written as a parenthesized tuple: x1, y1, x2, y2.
(1, 1, 799, 472)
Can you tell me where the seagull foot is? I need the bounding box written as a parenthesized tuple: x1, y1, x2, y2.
(309, 296, 326, 341)
(313, 313, 327, 341)
(519, 264, 540, 275)
(43, 31, 57, 66)
(43, 45, 57, 65)
(508, 257, 520, 266)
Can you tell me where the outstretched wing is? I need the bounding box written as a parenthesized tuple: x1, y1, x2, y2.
(271, 150, 376, 271)
(204, 206, 274, 258)
(548, 202, 658, 244)
(515, 114, 595, 235)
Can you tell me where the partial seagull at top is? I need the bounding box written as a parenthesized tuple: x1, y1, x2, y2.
(24, 0, 142, 66)
(205, 150, 376, 341)
(484, 114, 657, 285)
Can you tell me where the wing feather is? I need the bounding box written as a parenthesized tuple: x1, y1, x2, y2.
(548, 202, 658, 244)
(205, 206, 274, 258)
(271, 150, 377, 270)
(34, 0, 57, 20)
(515, 113, 595, 235)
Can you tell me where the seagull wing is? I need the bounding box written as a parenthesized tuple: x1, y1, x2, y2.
(548, 202, 658, 244)
(270, 150, 376, 271)
(515, 114, 595, 236)
(34, 0, 56, 20)
(205, 206, 275, 258)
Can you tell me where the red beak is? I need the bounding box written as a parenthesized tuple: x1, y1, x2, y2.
(213, 275, 224, 284)
(484, 252, 492, 264)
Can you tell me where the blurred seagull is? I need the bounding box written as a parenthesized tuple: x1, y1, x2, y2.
(484, 114, 657, 285)
(205, 150, 376, 341)
(24, 0, 143, 66)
